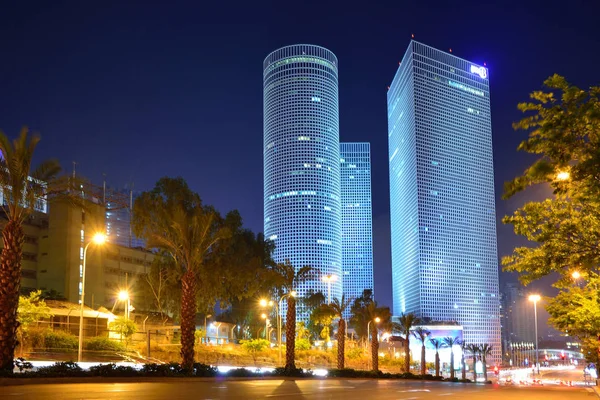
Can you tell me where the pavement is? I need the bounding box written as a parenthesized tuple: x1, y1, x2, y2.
(0, 379, 597, 399)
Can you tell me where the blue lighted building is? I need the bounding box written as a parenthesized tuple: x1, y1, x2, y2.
(340, 142, 374, 318)
(263, 45, 342, 314)
(105, 188, 145, 249)
(387, 41, 501, 362)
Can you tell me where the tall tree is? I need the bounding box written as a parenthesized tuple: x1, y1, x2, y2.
(429, 338, 445, 378)
(442, 336, 460, 380)
(270, 260, 312, 371)
(479, 343, 493, 382)
(328, 296, 352, 369)
(17, 290, 52, 356)
(132, 177, 230, 370)
(412, 327, 430, 376)
(460, 340, 467, 380)
(393, 313, 420, 373)
(501, 75, 600, 360)
(0, 128, 61, 371)
(349, 289, 374, 341)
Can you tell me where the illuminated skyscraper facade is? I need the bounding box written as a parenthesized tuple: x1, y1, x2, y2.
(340, 142, 374, 318)
(387, 41, 501, 362)
(263, 45, 342, 312)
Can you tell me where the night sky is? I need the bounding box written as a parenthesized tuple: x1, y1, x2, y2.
(1, 1, 599, 311)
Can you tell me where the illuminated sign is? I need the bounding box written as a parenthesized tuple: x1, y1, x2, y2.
(470, 65, 487, 79)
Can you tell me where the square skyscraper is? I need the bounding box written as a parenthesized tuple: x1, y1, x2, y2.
(340, 142, 374, 318)
(387, 41, 500, 362)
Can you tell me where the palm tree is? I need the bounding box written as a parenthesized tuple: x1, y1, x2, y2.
(461, 340, 467, 380)
(0, 128, 61, 371)
(412, 327, 430, 376)
(442, 336, 460, 380)
(271, 260, 313, 371)
(329, 296, 352, 369)
(480, 343, 493, 381)
(132, 177, 230, 370)
(429, 338, 445, 378)
(466, 344, 480, 381)
(393, 312, 420, 373)
(364, 302, 383, 372)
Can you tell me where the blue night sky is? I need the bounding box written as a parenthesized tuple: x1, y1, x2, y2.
(1, 1, 599, 309)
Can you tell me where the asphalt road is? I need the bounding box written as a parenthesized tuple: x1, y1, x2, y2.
(0, 379, 597, 400)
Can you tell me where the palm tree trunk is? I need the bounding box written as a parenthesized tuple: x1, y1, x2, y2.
(450, 350, 455, 379)
(180, 269, 197, 371)
(472, 355, 477, 381)
(435, 351, 440, 377)
(404, 336, 410, 373)
(483, 355, 488, 381)
(285, 296, 296, 371)
(421, 344, 426, 375)
(371, 324, 378, 372)
(0, 220, 24, 371)
(337, 318, 345, 369)
(461, 353, 466, 380)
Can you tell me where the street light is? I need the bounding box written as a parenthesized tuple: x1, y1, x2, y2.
(322, 275, 337, 304)
(367, 317, 381, 342)
(572, 271, 581, 280)
(261, 313, 269, 339)
(529, 294, 541, 375)
(118, 290, 131, 320)
(556, 171, 570, 181)
(78, 232, 106, 363)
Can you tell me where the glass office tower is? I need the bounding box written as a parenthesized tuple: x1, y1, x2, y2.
(263, 45, 342, 315)
(340, 142, 374, 319)
(387, 41, 501, 362)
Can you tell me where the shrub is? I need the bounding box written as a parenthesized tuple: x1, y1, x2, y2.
(24, 327, 48, 349)
(273, 366, 313, 377)
(346, 347, 365, 360)
(15, 357, 33, 372)
(192, 363, 218, 377)
(85, 336, 125, 352)
(240, 339, 270, 365)
(36, 361, 86, 377)
(295, 338, 311, 351)
(44, 330, 78, 350)
(89, 363, 138, 377)
(222, 368, 261, 377)
(141, 363, 185, 376)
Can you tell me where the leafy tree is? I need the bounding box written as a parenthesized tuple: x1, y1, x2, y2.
(0, 128, 61, 371)
(349, 289, 374, 340)
(295, 338, 310, 351)
(17, 290, 52, 355)
(132, 177, 230, 370)
(480, 343, 493, 381)
(109, 317, 137, 345)
(328, 296, 352, 369)
(546, 279, 600, 364)
(135, 253, 181, 322)
(429, 338, 445, 378)
(304, 291, 326, 340)
(442, 336, 461, 380)
(240, 339, 270, 366)
(393, 313, 420, 373)
(296, 321, 310, 341)
(501, 76, 600, 361)
(310, 304, 335, 343)
(270, 260, 313, 371)
(412, 327, 430, 375)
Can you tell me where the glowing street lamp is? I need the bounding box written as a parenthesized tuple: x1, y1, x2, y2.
(78, 233, 106, 363)
(572, 271, 581, 280)
(322, 274, 337, 304)
(556, 171, 570, 181)
(118, 290, 131, 320)
(528, 294, 541, 375)
(367, 317, 381, 342)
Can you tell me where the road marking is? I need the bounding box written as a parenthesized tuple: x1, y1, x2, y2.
(398, 389, 430, 392)
(322, 386, 355, 389)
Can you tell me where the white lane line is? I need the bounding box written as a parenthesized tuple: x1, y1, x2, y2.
(398, 389, 430, 392)
(322, 386, 355, 389)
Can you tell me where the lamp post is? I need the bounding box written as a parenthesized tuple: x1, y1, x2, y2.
(529, 294, 541, 375)
(261, 314, 269, 339)
(118, 290, 130, 320)
(78, 233, 106, 363)
(367, 317, 381, 342)
(204, 314, 212, 344)
(322, 275, 337, 304)
(212, 322, 222, 345)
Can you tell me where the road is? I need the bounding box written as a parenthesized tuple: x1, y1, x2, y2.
(0, 379, 597, 399)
